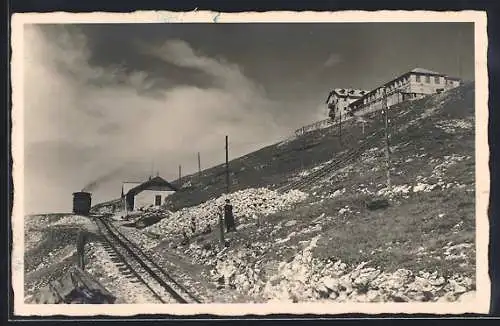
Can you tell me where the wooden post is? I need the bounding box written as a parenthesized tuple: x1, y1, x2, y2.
(457, 29, 462, 78)
(301, 133, 305, 170)
(362, 121, 365, 135)
(383, 87, 391, 189)
(339, 108, 342, 143)
(225, 136, 229, 194)
(178, 165, 182, 187)
(197, 152, 201, 178)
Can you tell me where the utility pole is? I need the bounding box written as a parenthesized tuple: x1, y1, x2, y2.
(457, 28, 462, 78)
(219, 135, 230, 250)
(197, 152, 201, 178)
(383, 87, 391, 190)
(178, 165, 182, 188)
(338, 107, 342, 143)
(225, 135, 230, 194)
(301, 129, 305, 170)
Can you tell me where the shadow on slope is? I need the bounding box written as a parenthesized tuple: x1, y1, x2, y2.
(165, 83, 474, 211)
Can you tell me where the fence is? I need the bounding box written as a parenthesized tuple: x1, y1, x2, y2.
(294, 118, 334, 137)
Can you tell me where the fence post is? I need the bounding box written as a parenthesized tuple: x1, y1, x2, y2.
(198, 152, 201, 178)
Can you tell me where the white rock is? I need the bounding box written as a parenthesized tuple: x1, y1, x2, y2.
(322, 277, 340, 292)
(437, 292, 457, 302)
(428, 276, 446, 286)
(406, 276, 434, 293)
(367, 290, 382, 302)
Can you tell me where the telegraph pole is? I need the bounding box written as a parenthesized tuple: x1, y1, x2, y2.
(178, 165, 182, 187)
(219, 135, 230, 250)
(383, 87, 391, 189)
(301, 128, 305, 170)
(197, 152, 201, 178)
(338, 107, 342, 143)
(225, 135, 230, 194)
(457, 28, 462, 78)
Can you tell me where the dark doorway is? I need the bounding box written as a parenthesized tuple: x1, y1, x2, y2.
(155, 195, 162, 206)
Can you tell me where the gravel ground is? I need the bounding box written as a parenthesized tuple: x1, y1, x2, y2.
(85, 241, 162, 303)
(118, 222, 260, 303)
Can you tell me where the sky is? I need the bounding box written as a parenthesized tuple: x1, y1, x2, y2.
(21, 22, 474, 214)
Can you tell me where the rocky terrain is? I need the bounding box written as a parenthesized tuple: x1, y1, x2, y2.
(24, 214, 99, 302)
(145, 187, 308, 242)
(25, 83, 477, 304)
(123, 83, 476, 303)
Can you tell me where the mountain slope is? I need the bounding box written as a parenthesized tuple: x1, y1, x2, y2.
(165, 83, 474, 211)
(136, 82, 476, 303)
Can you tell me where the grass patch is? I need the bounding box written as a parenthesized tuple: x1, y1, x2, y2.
(311, 188, 475, 277)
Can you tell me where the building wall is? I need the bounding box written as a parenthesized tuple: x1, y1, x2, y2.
(328, 94, 362, 119)
(349, 72, 461, 117)
(408, 73, 447, 95)
(445, 79, 461, 90)
(133, 189, 175, 210)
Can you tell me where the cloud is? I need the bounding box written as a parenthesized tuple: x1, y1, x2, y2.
(21, 25, 293, 214)
(324, 53, 342, 67)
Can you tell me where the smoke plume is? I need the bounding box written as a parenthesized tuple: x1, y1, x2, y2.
(22, 24, 322, 214)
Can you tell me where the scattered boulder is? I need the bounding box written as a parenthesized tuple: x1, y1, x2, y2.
(386, 269, 414, 289)
(29, 266, 116, 304)
(322, 277, 340, 293)
(365, 198, 390, 211)
(146, 187, 309, 239)
(353, 268, 381, 289)
(366, 290, 382, 302)
(315, 284, 331, 299)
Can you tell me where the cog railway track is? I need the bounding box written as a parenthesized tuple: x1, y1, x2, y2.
(93, 215, 201, 304)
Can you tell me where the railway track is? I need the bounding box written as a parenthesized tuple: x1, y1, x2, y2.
(276, 128, 386, 193)
(278, 99, 429, 193)
(93, 215, 202, 304)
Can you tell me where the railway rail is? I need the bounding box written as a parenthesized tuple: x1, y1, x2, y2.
(276, 128, 385, 193)
(93, 215, 202, 304)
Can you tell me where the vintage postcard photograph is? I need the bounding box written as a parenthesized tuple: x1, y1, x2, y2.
(11, 10, 489, 316)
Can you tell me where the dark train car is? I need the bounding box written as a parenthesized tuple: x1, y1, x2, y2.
(73, 192, 92, 216)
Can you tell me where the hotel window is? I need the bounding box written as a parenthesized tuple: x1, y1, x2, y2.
(425, 76, 431, 83)
(415, 75, 421, 82)
(435, 76, 440, 84)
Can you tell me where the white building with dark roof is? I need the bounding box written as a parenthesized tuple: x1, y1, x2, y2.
(326, 88, 369, 120)
(122, 176, 177, 212)
(347, 68, 462, 117)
